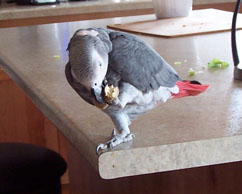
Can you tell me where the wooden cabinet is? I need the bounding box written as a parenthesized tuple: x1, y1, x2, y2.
(0, 68, 69, 184)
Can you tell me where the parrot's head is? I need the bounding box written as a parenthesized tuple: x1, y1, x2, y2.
(68, 30, 111, 104)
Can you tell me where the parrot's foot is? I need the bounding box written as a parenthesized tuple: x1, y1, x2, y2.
(96, 129, 135, 154)
(113, 98, 125, 109)
(107, 132, 135, 148)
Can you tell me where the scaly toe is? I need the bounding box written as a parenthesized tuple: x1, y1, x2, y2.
(111, 128, 117, 137)
(107, 134, 123, 148)
(96, 133, 135, 154)
(124, 133, 135, 142)
(107, 133, 135, 148)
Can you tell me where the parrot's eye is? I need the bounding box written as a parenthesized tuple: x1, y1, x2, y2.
(98, 61, 102, 67)
(94, 83, 97, 86)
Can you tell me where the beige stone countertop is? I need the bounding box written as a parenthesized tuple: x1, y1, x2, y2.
(0, 0, 152, 20)
(0, 14, 242, 179)
(0, 0, 237, 21)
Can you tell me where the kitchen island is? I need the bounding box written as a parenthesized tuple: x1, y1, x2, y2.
(0, 13, 242, 193)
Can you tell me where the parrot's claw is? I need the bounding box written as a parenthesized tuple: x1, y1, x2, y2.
(107, 132, 135, 149)
(96, 143, 108, 154)
(96, 132, 135, 154)
(96, 128, 117, 154)
(111, 128, 117, 136)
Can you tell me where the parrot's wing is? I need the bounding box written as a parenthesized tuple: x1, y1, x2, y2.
(108, 31, 180, 92)
(65, 62, 94, 105)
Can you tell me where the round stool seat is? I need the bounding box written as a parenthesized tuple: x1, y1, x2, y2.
(0, 143, 67, 194)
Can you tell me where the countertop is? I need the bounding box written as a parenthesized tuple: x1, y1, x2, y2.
(0, 14, 242, 179)
(0, 0, 237, 21)
(0, 0, 152, 20)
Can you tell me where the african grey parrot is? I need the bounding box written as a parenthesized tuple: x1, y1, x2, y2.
(65, 28, 209, 153)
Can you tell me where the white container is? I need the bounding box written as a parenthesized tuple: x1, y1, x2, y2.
(153, 0, 193, 18)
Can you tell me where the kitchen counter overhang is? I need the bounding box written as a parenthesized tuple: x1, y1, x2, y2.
(0, 14, 241, 179)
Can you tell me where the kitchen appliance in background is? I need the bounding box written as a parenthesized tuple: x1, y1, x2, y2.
(29, 0, 59, 4)
(232, 0, 242, 80)
(7, 0, 60, 5)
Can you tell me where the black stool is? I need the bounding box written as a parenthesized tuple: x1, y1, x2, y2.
(0, 143, 67, 194)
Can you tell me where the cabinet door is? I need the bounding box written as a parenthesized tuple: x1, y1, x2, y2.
(0, 68, 69, 183)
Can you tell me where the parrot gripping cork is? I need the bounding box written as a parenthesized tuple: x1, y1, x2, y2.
(65, 28, 209, 153)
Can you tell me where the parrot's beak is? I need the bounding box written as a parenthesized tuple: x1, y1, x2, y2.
(91, 87, 105, 104)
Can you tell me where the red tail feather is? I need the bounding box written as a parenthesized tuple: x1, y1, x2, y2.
(172, 81, 209, 99)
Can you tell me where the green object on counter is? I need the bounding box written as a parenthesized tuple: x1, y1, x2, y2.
(53, 55, 60, 59)
(208, 58, 229, 68)
(174, 61, 182, 65)
(188, 68, 196, 76)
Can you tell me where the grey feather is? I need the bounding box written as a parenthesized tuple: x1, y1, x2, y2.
(108, 31, 180, 92)
(91, 28, 113, 53)
(66, 28, 180, 105)
(65, 28, 184, 151)
(105, 67, 121, 87)
(65, 62, 94, 105)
